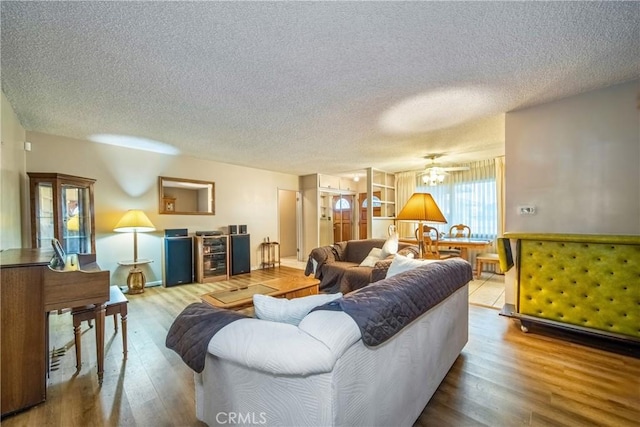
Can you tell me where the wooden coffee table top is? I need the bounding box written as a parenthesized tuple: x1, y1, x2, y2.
(201, 275, 320, 310)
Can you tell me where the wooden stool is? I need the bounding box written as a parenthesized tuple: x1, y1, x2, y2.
(71, 285, 128, 370)
(475, 253, 501, 278)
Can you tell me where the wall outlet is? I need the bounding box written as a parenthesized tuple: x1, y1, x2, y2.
(518, 206, 536, 215)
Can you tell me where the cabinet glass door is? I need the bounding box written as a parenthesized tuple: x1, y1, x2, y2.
(29, 172, 96, 254)
(202, 237, 227, 279)
(34, 182, 55, 248)
(62, 184, 92, 254)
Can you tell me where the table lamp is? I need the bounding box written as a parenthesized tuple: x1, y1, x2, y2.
(114, 209, 156, 294)
(396, 193, 447, 258)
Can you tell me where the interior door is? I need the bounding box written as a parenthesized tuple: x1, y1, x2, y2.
(332, 195, 353, 243)
(358, 191, 381, 239)
(359, 193, 367, 239)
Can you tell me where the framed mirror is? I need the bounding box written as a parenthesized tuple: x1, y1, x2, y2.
(159, 176, 215, 215)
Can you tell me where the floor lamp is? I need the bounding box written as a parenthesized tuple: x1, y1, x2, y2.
(114, 209, 156, 294)
(396, 193, 447, 258)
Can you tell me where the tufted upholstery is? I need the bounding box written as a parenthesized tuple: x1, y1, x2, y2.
(505, 233, 640, 339)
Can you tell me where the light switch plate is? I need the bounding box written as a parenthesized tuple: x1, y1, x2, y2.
(518, 206, 536, 215)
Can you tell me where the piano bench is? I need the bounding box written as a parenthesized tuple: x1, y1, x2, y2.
(71, 286, 128, 371)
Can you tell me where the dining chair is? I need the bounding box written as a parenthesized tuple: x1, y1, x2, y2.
(415, 225, 454, 260)
(449, 224, 471, 238)
(444, 224, 472, 256)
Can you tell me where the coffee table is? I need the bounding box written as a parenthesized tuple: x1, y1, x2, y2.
(201, 276, 320, 310)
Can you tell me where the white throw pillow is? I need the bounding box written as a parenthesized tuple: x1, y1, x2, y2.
(253, 292, 343, 325)
(359, 247, 383, 267)
(380, 233, 399, 258)
(385, 253, 439, 278)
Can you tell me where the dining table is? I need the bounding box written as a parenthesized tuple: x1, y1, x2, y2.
(399, 236, 492, 260)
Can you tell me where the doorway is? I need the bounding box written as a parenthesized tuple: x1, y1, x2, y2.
(278, 189, 300, 261)
(332, 194, 354, 242)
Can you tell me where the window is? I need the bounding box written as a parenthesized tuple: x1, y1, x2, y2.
(361, 196, 381, 208)
(334, 197, 351, 211)
(416, 160, 497, 240)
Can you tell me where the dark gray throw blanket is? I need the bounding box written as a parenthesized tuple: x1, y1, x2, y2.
(304, 244, 342, 277)
(166, 302, 248, 373)
(313, 258, 473, 346)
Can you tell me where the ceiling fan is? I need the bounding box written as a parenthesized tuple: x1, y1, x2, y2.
(420, 155, 469, 186)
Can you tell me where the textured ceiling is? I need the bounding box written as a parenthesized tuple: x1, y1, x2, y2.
(1, 2, 638, 176)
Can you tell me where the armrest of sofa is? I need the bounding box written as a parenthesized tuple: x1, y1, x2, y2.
(313, 245, 343, 264)
(208, 318, 338, 375)
(304, 243, 348, 277)
(397, 245, 420, 258)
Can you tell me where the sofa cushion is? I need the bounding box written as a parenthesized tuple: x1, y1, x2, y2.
(253, 292, 343, 325)
(343, 239, 385, 263)
(299, 310, 361, 357)
(340, 266, 377, 294)
(380, 233, 399, 258)
(371, 259, 393, 283)
(386, 253, 439, 278)
(359, 247, 383, 267)
(318, 261, 360, 293)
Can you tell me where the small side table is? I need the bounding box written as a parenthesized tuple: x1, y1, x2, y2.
(118, 259, 153, 294)
(260, 241, 280, 269)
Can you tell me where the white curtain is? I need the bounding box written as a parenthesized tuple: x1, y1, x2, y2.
(495, 156, 506, 237)
(417, 159, 496, 238)
(416, 159, 498, 268)
(395, 171, 417, 238)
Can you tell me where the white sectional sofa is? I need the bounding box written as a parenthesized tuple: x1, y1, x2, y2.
(193, 258, 473, 427)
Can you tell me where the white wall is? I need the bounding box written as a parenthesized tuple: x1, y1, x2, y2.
(503, 80, 640, 304)
(23, 131, 299, 285)
(277, 189, 297, 258)
(0, 92, 27, 249)
(505, 80, 639, 234)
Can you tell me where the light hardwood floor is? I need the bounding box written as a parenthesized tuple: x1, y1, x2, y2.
(3, 267, 638, 426)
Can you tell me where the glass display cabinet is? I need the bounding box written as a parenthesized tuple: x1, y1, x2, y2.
(28, 172, 96, 254)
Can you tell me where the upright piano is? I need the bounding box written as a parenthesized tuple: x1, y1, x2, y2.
(0, 248, 109, 417)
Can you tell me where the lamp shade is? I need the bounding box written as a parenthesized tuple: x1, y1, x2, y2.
(396, 193, 447, 223)
(114, 209, 156, 232)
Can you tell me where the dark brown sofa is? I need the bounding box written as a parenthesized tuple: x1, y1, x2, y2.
(304, 239, 419, 294)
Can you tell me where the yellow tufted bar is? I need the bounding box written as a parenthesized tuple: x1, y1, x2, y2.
(503, 233, 640, 340)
